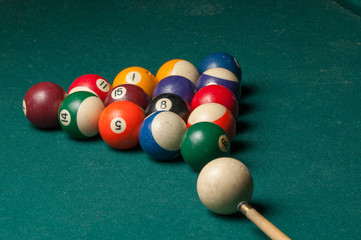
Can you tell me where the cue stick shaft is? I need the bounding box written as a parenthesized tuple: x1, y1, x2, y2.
(238, 202, 291, 240)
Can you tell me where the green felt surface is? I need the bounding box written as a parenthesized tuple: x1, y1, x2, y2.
(336, 0, 361, 15)
(1, 0, 361, 239)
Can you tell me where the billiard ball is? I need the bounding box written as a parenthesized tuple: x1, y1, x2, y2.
(180, 122, 230, 171)
(197, 157, 254, 215)
(146, 93, 191, 122)
(58, 91, 105, 139)
(98, 101, 145, 150)
(68, 74, 112, 102)
(152, 75, 197, 104)
(196, 68, 240, 97)
(198, 52, 242, 81)
(104, 84, 150, 110)
(155, 59, 199, 85)
(23, 82, 67, 129)
(139, 111, 187, 161)
(191, 84, 239, 118)
(112, 66, 156, 97)
(187, 103, 236, 140)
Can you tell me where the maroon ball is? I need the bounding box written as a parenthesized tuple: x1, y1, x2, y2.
(104, 84, 150, 111)
(23, 82, 67, 129)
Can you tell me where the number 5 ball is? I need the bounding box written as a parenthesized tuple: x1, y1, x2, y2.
(197, 157, 254, 215)
(98, 101, 145, 150)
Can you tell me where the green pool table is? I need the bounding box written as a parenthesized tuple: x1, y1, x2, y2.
(1, 0, 361, 239)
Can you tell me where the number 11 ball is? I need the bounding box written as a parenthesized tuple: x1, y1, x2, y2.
(68, 74, 112, 102)
(98, 101, 145, 150)
(197, 157, 254, 215)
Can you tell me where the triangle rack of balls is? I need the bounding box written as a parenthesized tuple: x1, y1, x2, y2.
(23, 52, 290, 239)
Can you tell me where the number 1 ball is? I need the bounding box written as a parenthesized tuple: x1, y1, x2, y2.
(23, 82, 67, 129)
(180, 122, 231, 171)
(197, 157, 254, 215)
(98, 101, 145, 150)
(112, 66, 156, 98)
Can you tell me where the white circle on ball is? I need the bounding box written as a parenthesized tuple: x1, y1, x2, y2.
(76, 96, 105, 137)
(22, 100, 27, 116)
(96, 79, 110, 93)
(126, 71, 142, 84)
(172, 60, 199, 85)
(218, 135, 229, 152)
(151, 112, 186, 151)
(59, 109, 71, 126)
(155, 98, 172, 111)
(110, 117, 126, 134)
(203, 68, 239, 82)
(112, 86, 127, 100)
(187, 103, 227, 125)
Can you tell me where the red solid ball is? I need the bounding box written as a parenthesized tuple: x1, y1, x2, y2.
(68, 74, 112, 102)
(191, 84, 239, 118)
(98, 101, 145, 150)
(23, 82, 67, 129)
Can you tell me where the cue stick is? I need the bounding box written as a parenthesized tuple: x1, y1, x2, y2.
(238, 202, 291, 240)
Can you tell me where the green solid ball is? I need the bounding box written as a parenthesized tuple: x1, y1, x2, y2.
(58, 91, 104, 139)
(180, 122, 231, 171)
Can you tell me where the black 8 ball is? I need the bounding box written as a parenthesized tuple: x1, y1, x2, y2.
(146, 93, 191, 122)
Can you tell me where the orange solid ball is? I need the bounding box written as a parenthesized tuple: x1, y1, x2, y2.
(98, 101, 145, 150)
(112, 66, 156, 97)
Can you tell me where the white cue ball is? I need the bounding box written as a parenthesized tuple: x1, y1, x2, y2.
(197, 157, 254, 215)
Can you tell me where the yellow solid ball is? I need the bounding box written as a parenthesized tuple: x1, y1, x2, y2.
(113, 66, 156, 97)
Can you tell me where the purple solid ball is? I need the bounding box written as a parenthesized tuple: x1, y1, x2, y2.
(152, 75, 197, 104)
